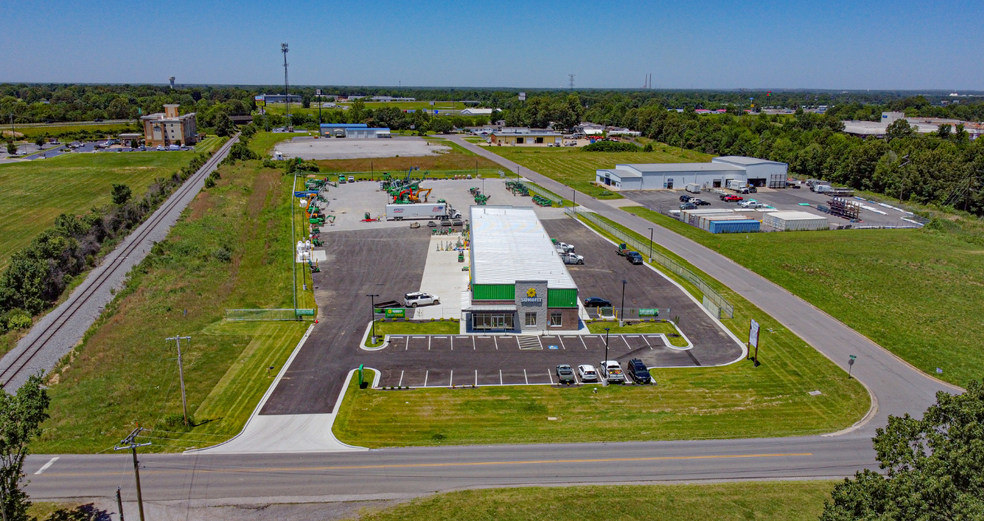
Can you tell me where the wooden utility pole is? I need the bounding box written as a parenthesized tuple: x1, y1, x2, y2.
(165, 336, 192, 425)
(116, 488, 125, 521)
(115, 428, 150, 521)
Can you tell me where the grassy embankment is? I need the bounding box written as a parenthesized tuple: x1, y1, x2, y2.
(354, 481, 836, 521)
(585, 320, 689, 347)
(333, 216, 869, 447)
(34, 158, 313, 453)
(0, 151, 208, 270)
(623, 205, 984, 388)
(489, 144, 713, 200)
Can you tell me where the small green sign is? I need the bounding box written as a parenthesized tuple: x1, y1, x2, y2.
(383, 308, 406, 319)
(639, 308, 659, 317)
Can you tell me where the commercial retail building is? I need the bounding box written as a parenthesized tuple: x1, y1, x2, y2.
(463, 206, 580, 333)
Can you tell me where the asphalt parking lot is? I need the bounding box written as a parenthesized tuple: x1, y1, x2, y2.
(621, 188, 917, 228)
(261, 213, 743, 415)
(374, 332, 697, 387)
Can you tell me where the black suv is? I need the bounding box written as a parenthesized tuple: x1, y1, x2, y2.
(626, 359, 652, 384)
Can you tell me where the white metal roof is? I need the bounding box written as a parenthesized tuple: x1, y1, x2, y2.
(764, 211, 828, 221)
(713, 156, 787, 166)
(470, 206, 577, 289)
(623, 163, 745, 173)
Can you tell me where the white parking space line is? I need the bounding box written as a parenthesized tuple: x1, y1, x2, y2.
(424, 370, 429, 387)
(524, 369, 529, 385)
(573, 372, 580, 385)
(428, 337, 432, 350)
(494, 336, 498, 350)
(499, 369, 503, 385)
(449, 370, 453, 387)
(642, 335, 653, 349)
(548, 369, 554, 385)
(450, 336, 453, 351)
(34, 457, 58, 475)
(472, 336, 476, 350)
(580, 336, 588, 349)
(405, 337, 411, 350)
(398, 370, 404, 387)
(621, 336, 632, 349)
(475, 370, 478, 386)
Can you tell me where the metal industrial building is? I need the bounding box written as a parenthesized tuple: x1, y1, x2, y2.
(489, 128, 563, 146)
(463, 206, 579, 333)
(318, 123, 390, 138)
(595, 156, 788, 190)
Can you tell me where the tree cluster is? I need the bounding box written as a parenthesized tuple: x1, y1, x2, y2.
(821, 379, 984, 520)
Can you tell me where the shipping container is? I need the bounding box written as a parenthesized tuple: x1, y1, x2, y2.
(709, 219, 761, 234)
(696, 214, 752, 231)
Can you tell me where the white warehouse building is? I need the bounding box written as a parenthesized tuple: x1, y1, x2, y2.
(596, 156, 788, 190)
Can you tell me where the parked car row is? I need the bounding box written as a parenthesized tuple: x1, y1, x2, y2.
(557, 359, 653, 385)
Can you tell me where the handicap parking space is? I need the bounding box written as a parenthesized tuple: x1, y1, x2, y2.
(540, 336, 566, 351)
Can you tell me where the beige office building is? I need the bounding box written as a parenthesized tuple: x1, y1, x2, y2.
(142, 104, 198, 147)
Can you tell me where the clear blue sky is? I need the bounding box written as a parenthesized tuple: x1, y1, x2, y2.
(2, 0, 982, 90)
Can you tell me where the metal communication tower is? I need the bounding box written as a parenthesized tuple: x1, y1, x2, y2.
(568, 74, 575, 90)
(282, 43, 291, 131)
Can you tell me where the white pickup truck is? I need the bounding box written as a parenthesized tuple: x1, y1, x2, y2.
(599, 360, 626, 384)
(561, 252, 584, 265)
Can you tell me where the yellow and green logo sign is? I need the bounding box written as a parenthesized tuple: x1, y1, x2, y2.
(526, 287, 537, 298)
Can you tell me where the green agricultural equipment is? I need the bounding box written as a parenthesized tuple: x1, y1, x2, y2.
(475, 193, 490, 205)
(532, 195, 554, 207)
(312, 237, 323, 247)
(469, 187, 480, 195)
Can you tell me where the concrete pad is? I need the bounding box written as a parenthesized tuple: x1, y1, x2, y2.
(414, 235, 469, 320)
(275, 136, 449, 160)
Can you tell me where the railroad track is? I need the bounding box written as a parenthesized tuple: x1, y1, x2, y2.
(0, 134, 240, 389)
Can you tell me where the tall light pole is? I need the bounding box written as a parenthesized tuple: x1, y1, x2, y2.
(367, 294, 379, 342)
(647, 227, 654, 261)
(619, 279, 627, 327)
(281, 43, 291, 131)
(604, 327, 611, 370)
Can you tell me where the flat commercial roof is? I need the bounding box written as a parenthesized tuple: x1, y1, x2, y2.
(713, 156, 787, 166)
(623, 163, 745, 173)
(765, 210, 826, 220)
(470, 206, 577, 289)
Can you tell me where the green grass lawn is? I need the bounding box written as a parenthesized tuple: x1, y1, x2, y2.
(33, 160, 312, 453)
(365, 320, 461, 347)
(356, 481, 836, 521)
(586, 320, 689, 347)
(334, 211, 869, 448)
(623, 206, 984, 387)
(489, 145, 713, 199)
(0, 151, 202, 270)
(247, 131, 312, 157)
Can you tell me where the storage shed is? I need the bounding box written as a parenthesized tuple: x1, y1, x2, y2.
(763, 211, 829, 231)
(709, 219, 761, 234)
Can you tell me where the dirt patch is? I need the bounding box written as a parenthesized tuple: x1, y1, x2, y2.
(188, 191, 214, 220)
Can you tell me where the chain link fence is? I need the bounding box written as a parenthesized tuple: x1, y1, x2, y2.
(224, 309, 314, 321)
(566, 207, 734, 319)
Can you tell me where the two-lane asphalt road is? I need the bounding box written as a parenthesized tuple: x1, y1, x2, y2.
(25, 436, 877, 501)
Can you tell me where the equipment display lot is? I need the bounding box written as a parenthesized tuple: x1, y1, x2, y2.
(621, 188, 916, 228)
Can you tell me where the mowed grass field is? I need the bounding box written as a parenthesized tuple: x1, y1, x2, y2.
(624, 206, 984, 387)
(489, 144, 713, 199)
(334, 211, 870, 447)
(0, 151, 200, 270)
(34, 160, 312, 453)
(356, 481, 836, 521)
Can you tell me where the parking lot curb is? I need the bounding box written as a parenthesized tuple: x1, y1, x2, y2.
(360, 321, 389, 351)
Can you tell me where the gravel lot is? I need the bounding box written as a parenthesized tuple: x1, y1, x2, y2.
(275, 136, 449, 159)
